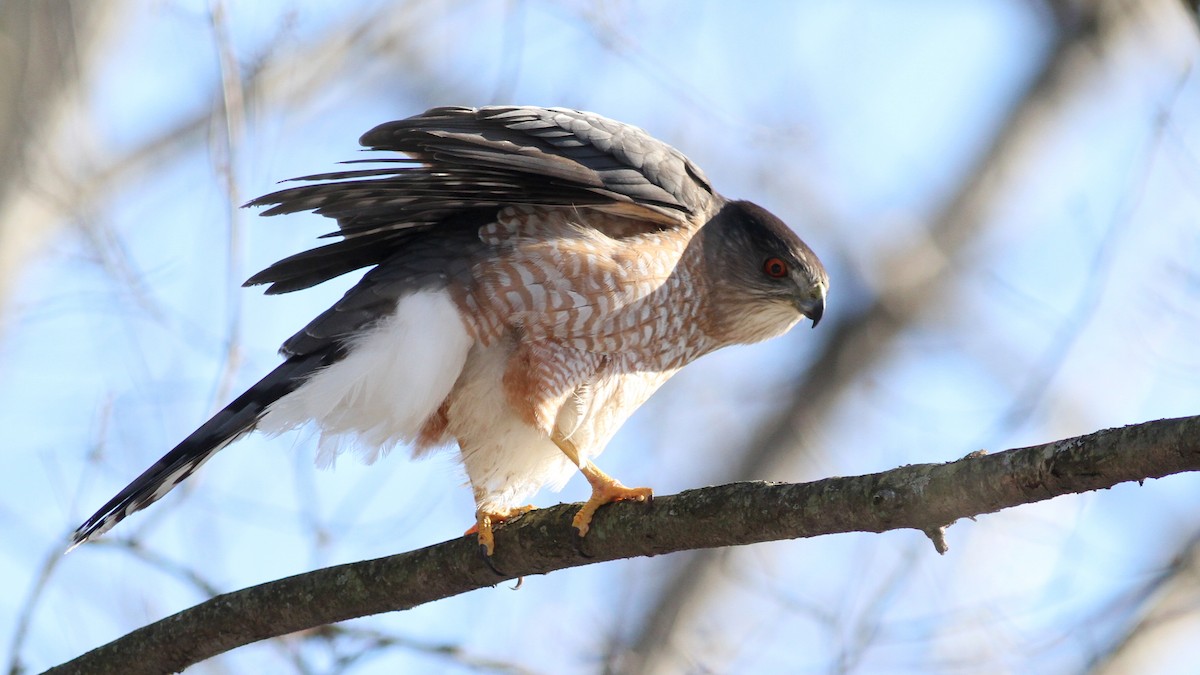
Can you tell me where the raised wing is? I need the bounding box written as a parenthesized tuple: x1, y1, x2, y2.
(245, 106, 717, 295)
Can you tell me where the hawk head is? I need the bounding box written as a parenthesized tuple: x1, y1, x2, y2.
(700, 200, 828, 345)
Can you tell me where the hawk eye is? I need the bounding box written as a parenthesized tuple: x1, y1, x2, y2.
(763, 257, 789, 279)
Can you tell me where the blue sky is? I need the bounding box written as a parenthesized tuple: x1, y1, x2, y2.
(3, 1, 1200, 673)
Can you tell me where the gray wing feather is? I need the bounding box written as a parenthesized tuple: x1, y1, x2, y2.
(368, 106, 714, 219)
(244, 106, 717, 295)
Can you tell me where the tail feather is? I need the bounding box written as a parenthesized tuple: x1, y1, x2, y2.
(68, 348, 340, 550)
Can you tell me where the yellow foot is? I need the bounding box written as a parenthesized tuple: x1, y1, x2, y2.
(573, 463, 652, 537)
(467, 505, 535, 556)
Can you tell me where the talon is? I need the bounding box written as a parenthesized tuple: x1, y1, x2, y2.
(470, 505, 535, 556)
(479, 544, 504, 575)
(550, 434, 651, 539)
(573, 465, 652, 537)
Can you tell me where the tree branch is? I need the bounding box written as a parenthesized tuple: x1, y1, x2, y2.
(48, 414, 1200, 674)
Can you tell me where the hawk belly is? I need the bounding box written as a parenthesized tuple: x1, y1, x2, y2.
(445, 342, 679, 514)
(443, 340, 578, 513)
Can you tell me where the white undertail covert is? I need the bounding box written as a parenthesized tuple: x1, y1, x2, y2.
(259, 290, 473, 466)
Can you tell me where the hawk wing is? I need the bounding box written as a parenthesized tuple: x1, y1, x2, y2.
(71, 106, 716, 547)
(244, 106, 718, 295)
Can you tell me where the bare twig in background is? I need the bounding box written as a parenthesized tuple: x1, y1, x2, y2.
(1, 7, 489, 673)
(618, 3, 1100, 669)
(7, 395, 115, 675)
(206, 0, 248, 408)
(6, 546, 67, 675)
(0, 0, 114, 329)
(4, 2, 1198, 673)
(1089, 533, 1200, 674)
(66, 1, 476, 238)
(310, 625, 542, 675)
(981, 63, 1192, 441)
(619, 0, 1200, 670)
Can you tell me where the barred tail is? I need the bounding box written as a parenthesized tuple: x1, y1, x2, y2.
(68, 348, 339, 550)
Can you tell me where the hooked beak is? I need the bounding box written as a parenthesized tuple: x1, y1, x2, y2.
(807, 295, 825, 328)
(798, 282, 826, 328)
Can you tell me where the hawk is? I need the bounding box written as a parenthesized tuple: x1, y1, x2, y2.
(70, 106, 828, 554)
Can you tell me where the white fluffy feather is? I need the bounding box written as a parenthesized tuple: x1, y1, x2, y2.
(259, 290, 473, 467)
(444, 342, 577, 512)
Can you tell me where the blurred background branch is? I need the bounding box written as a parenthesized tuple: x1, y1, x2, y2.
(0, 0, 113, 330)
(2, 0, 1199, 673)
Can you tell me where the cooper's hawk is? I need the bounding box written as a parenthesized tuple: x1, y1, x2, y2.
(70, 106, 828, 554)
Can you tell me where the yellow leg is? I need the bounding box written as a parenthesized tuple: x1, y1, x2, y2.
(467, 505, 535, 556)
(552, 434, 652, 536)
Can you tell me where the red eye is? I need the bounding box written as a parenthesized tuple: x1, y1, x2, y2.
(763, 257, 788, 279)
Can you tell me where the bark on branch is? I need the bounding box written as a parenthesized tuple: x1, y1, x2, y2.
(47, 415, 1200, 674)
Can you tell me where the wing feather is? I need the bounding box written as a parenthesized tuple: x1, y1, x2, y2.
(245, 106, 717, 294)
